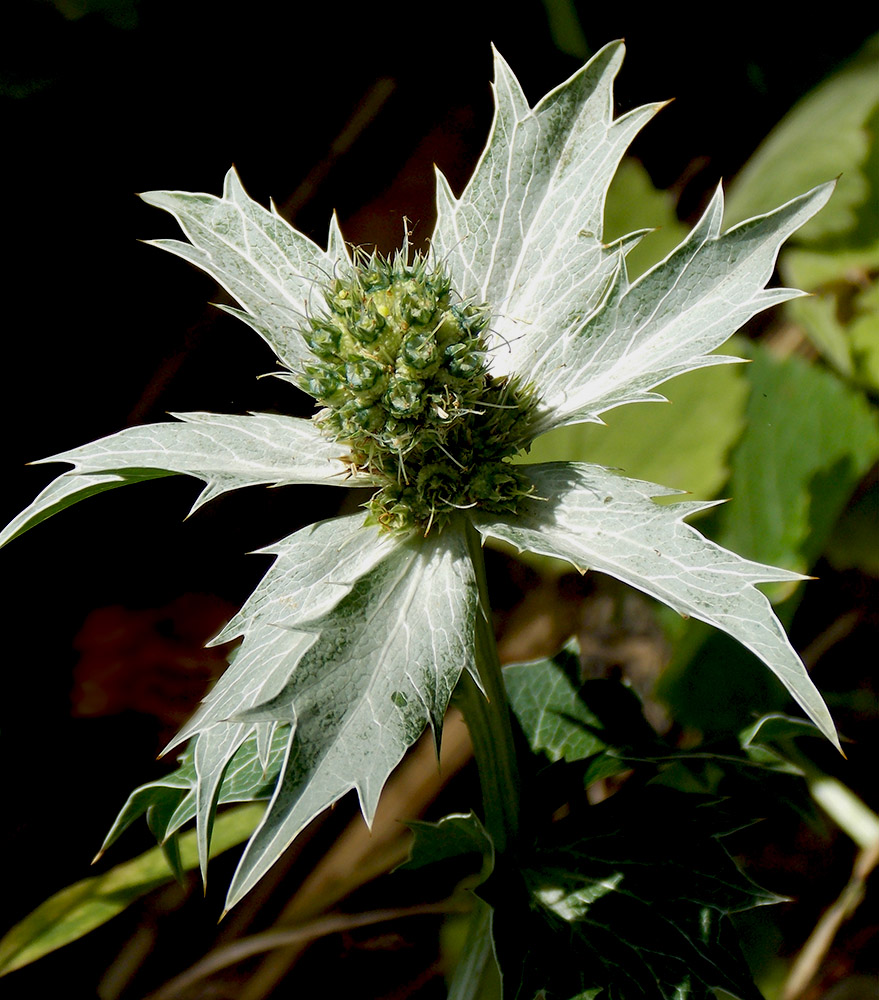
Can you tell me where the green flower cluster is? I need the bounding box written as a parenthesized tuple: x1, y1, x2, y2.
(299, 250, 537, 532)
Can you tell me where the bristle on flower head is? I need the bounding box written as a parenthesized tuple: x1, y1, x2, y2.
(298, 251, 538, 533)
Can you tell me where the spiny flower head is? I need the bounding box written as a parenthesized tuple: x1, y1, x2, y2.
(298, 248, 537, 532)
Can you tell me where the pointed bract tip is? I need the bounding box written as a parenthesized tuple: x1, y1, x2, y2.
(91, 849, 104, 865)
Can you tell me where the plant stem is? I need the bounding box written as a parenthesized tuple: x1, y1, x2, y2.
(457, 520, 521, 854)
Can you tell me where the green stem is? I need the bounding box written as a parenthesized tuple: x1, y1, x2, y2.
(457, 520, 521, 854)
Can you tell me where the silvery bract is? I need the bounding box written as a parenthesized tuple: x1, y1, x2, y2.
(1, 41, 837, 910)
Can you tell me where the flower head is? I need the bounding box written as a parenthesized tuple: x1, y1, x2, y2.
(1, 41, 837, 910)
(297, 246, 537, 532)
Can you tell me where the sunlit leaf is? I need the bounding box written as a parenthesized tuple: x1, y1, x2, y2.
(219, 523, 477, 909)
(523, 360, 747, 498)
(475, 464, 838, 747)
(142, 168, 350, 371)
(503, 640, 605, 764)
(0, 412, 362, 548)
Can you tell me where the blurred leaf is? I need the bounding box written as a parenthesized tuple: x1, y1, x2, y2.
(726, 35, 879, 243)
(786, 294, 858, 380)
(541, 0, 591, 61)
(715, 343, 879, 596)
(523, 361, 747, 499)
(826, 477, 879, 575)
(51, 0, 140, 29)
(659, 626, 793, 737)
(0, 804, 263, 977)
(783, 225, 879, 390)
(738, 712, 823, 773)
(740, 712, 824, 749)
(784, 242, 879, 290)
(850, 305, 879, 390)
(740, 715, 879, 848)
(786, 273, 879, 393)
(604, 158, 689, 279)
(776, 94, 879, 386)
(406, 816, 499, 999)
(445, 902, 502, 1000)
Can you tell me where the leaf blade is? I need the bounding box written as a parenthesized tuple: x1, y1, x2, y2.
(222, 523, 477, 909)
(528, 183, 834, 435)
(0, 469, 171, 548)
(474, 463, 838, 748)
(0, 412, 364, 549)
(432, 42, 661, 385)
(486, 789, 777, 1000)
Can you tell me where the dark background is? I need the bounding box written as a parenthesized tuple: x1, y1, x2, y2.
(2, 2, 877, 997)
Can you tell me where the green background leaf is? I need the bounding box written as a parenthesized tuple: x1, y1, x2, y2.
(487, 789, 776, 1000)
(604, 157, 688, 280)
(714, 344, 879, 588)
(503, 640, 605, 765)
(523, 359, 748, 498)
(0, 804, 263, 977)
(725, 35, 879, 241)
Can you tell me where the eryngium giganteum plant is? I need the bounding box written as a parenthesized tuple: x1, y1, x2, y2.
(2, 41, 837, 913)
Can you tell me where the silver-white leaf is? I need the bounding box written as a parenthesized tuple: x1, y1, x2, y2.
(36, 410, 362, 514)
(141, 167, 347, 372)
(474, 463, 838, 749)
(221, 524, 477, 909)
(527, 184, 833, 435)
